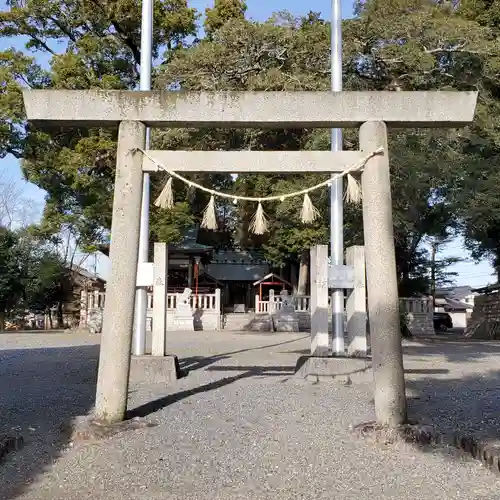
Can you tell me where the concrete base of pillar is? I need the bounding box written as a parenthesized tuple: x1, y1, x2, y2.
(129, 355, 183, 385)
(294, 355, 372, 384)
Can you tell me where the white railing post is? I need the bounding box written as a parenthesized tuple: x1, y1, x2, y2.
(255, 294, 260, 313)
(215, 289, 221, 311)
(80, 290, 88, 327)
(310, 245, 329, 356)
(151, 242, 168, 356)
(269, 289, 275, 314)
(215, 289, 221, 329)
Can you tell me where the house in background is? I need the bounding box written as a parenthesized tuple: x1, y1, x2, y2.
(24, 264, 106, 330)
(203, 250, 270, 312)
(166, 226, 271, 310)
(55, 265, 106, 329)
(94, 224, 297, 313)
(434, 286, 476, 328)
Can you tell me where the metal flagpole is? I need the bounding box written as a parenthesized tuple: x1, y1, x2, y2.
(133, 0, 153, 356)
(330, 0, 345, 355)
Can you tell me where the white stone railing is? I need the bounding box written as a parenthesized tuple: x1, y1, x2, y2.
(82, 290, 220, 312)
(85, 290, 106, 309)
(80, 289, 221, 328)
(255, 295, 332, 314)
(166, 292, 220, 311)
(399, 297, 433, 314)
(255, 295, 433, 315)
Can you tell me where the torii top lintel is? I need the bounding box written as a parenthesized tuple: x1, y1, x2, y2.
(22, 90, 478, 129)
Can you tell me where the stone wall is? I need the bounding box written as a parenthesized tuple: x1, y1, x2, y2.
(405, 312, 435, 337)
(84, 307, 221, 333)
(166, 310, 220, 331)
(466, 292, 500, 339)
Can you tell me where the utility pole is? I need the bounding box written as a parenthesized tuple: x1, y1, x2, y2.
(331, 0, 344, 355)
(430, 240, 437, 307)
(133, 0, 153, 356)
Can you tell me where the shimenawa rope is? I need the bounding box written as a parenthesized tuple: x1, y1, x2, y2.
(139, 147, 384, 234)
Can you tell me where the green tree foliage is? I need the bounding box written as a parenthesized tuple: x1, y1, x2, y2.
(459, 0, 500, 27)
(159, 7, 498, 293)
(0, 227, 24, 330)
(204, 0, 247, 38)
(18, 231, 70, 321)
(356, 0, 500, 284)
(4, 0, 500, 293)
(0, 225, 72, 329)
(0, 0, 198, 247)
(451, 0, 500, 278)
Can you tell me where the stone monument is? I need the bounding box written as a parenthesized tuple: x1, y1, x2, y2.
(174, 288, 194, 331)
(273, 290, 299, 332)
(87, 307, 103, 335)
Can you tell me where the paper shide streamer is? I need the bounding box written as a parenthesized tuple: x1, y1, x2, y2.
(154, 176, 174, 209)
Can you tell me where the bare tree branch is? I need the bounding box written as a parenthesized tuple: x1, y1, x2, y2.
(0, 168, 41, 230)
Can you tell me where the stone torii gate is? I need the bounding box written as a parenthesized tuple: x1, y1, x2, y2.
(22, 89, 477, 426)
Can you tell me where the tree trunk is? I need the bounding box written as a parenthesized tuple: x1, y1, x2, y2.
(57, 301, 64, 329)
(47, 309, 53, 330)
(297, 251, 309, 296)
(0, 311, 5, 332)
(290, 262, 298, 294)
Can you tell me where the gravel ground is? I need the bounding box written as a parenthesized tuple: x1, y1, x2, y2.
(1, 331, 500, 500)
(0, 332, 99, 500)
(403, 337, 500, 443)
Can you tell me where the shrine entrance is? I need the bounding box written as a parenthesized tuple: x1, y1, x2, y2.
(22, 89, 477, 426)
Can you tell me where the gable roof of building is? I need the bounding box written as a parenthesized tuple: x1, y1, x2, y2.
(435, 285, 474, 301)
(252, 272, 292, 287)
(435, 297, 470, 311)
(169, 225, 213, 254)
(472, 283, 500, 295)
(205, 262, 270, 282)
(70, 264, 106, 283)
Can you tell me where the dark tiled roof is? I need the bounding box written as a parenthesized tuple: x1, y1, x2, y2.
(211, 249, 267, 265)
(205, 263, 270, 282)
(170, 225, 213, 253)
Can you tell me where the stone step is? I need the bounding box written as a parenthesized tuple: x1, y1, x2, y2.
(223, 314, 256, 331)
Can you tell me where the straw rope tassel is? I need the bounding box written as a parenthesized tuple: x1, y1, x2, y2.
(249, 202, 268, 235)
(300, 193, 320, 224)
(345, 173, 362, 204)
(201, 195, 218, 230)
(154, 176, 174, 209)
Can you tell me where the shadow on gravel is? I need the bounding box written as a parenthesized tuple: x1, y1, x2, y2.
(407, 370, 500, 446)
(403, 338, 500, 363)
(377, 338, 500, 470)
(133, 337, 310, 420)
(128, 364, 295, 419)
(0, 344, 99, 500)
(178, 335, 308, 373)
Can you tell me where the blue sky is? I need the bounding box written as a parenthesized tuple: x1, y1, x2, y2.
(1, 0, 496, 287)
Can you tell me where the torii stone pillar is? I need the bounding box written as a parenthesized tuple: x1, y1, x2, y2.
(95, 121, 146, 422)
(22, 89, 477, 425)
(360, 122, 406, 425)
